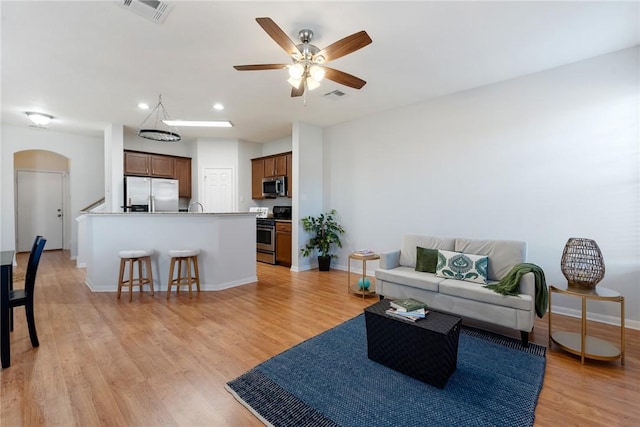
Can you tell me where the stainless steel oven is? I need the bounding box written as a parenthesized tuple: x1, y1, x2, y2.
(257, 218, 276, 264)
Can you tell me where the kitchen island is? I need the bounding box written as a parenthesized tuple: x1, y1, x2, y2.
(76, 212, 257, 292)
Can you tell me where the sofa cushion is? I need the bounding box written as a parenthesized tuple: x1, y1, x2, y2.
(436, 250, 488, 284)
(375, 266, 443, 292)
(439, 278, 532, 311)
(455, 238, 526, 281)
(399, 235, 456, 268)
(415, 247, 438, 273)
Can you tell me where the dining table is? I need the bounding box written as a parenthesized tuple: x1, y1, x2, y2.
(1, 250, 14, 368)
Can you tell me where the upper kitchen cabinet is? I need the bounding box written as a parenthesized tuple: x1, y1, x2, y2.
(264, 154, 287, 178)
(251, 158, 266, 199)
(124, 151, 174, 177)
(174, 157, 192, 198)
(251, 151, 292, 199)
(124, 151, 151, 176)
(124, 150, 192, 197)
(149, 154, 175, 178)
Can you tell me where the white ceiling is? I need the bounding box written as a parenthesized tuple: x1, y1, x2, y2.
(1, 1, 638, 143)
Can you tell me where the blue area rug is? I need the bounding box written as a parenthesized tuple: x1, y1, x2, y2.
(226, 314, 546, 427)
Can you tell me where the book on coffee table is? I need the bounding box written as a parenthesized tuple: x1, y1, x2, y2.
(385, 308, 423, 322)
(385, 307, 429, 322)
(390, 298, 427, 312)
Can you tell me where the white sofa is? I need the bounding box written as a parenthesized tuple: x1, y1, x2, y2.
(375, 234, 535, 345)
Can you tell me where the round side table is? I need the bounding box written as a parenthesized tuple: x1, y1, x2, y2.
(347, 252, 379, 299)
(548, 283, 625, 364)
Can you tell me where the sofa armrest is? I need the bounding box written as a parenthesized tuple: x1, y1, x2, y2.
(379, 250, 401, 269)
(519, 272, 535, 299)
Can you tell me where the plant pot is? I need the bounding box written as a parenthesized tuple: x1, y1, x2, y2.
(318, 255, 331, 271)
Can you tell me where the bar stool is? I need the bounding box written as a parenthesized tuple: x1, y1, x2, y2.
(167, 249, 201, 299)
(117, 250, 154, 302)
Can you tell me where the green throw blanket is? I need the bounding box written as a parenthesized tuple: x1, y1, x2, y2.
(484, 263, 548, 318)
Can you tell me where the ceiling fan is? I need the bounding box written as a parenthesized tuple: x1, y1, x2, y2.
(234, 17, 372, 97)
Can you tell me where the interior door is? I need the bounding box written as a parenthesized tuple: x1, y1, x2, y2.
(203, 168, 234, 213)
(16, 170, 64, 251)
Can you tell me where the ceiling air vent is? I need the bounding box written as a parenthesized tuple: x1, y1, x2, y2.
(119, 0, 173, 24)
(324, 89, 346, 101)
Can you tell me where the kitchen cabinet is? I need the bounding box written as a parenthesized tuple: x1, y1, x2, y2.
(124, 151, 151, 175)
(174, 157, 191, 198)
(124, 150, 191, 197)
(251, 151, 292, 200)
(264, 154, 287, 177)
(124, 151, 175, 178)
(150, 155, 175, 178)
(275, 221, 292, 267)
(251, 159, 265, 199)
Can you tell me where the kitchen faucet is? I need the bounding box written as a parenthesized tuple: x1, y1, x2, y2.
(188, 201, 204, 213)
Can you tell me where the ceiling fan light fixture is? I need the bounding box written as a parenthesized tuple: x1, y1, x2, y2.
(309, 65, 325, 82)
(287, 77, 303, 89)
(306, 77, 321, 91)
(288, 63, 305, 79)
(25, 112, 54, 126)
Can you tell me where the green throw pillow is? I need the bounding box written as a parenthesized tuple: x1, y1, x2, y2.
(415, 247, 438, 273)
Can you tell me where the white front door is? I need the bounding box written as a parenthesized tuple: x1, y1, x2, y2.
(16, 170, 64, 251)
(203, 168, 234, 213)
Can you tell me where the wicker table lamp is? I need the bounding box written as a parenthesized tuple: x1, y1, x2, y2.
(560, 238, 605, 289)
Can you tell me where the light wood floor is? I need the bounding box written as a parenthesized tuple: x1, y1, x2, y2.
(1, 250, 638, 426)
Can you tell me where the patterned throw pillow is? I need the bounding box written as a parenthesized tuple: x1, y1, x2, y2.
(436, 250, 489, 284)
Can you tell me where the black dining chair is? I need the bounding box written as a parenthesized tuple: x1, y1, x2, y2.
(9, 236, 46, 347)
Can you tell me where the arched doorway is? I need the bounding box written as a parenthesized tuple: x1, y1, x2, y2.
(14, 150, 70, 252)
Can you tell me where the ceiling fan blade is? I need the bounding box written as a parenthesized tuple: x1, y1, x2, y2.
(291, 85, 305, 97)
(256, 17, 301, 57)
(234, 64, 289, 71)
(323, 67, 367, 89)
(314, 31, 372, 63)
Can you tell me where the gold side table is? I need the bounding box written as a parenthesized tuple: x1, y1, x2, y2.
(549, 283, 625, 365)
(347, 252, 379, 299)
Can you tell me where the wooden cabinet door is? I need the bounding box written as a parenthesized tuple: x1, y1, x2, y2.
(251, 159, 265, 199)
(275, 222, 292, 266)
(274, 155, 287, 176)
(263, 157, 276, 177)
(150, 155, 175, 178)
(124, 152, 150, 176)
(286, 153, 292, 198)
(174, 157, 192, 198)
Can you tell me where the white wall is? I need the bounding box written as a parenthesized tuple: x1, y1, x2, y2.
(293, 122, 324, 271)
(324, 47, 639, 326)
(262, 136, 292, 157)
(194, 138, 246, 212)
(238, 139, 263, 212)
(104, 124, 123, 212)
(1, 125, 104, 256)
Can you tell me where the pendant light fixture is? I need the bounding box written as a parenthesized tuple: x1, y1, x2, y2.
(138, 94, 181, 142)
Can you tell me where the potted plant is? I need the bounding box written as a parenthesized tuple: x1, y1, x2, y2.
(300, 209, 345, 271)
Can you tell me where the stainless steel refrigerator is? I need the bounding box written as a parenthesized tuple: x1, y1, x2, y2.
(124, 177, 179, 212)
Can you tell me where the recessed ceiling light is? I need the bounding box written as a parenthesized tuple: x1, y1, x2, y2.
(25, 112, 54, 126)
(163, 120, 232, 128)
(138, 103, 149, 110)
(213, 103, 224, 111)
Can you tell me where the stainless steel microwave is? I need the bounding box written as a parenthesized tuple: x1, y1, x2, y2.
(262, 176, 286, 198)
